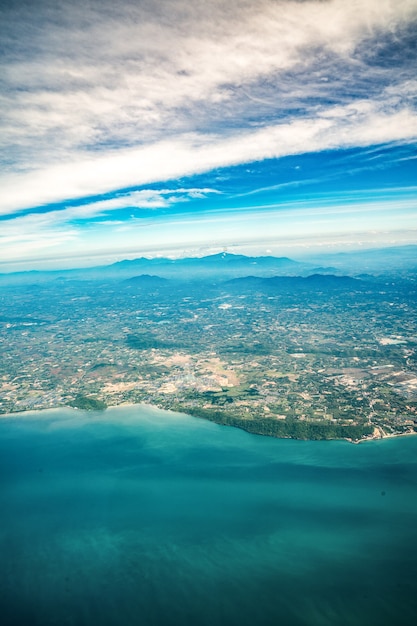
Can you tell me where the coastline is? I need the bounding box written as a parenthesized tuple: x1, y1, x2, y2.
(1, 400, 416, 444)
(349, 429, 417, 444)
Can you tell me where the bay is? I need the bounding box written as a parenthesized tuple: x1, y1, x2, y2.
(1, 404, 417, 625)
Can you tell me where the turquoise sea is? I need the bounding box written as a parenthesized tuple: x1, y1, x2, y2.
(1, 405, 417, 626)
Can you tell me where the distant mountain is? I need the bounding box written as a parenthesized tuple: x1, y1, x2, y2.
(104, 252, 314, 280)
(124, 274, 170, 288)
(112, 252, 298, 268)
(125, 274, 169, 284)
(122, 272, 369, 296)
(1, 245, 415, 285)
(175, 252, 299, 268)
(111, 257, 175, 270)
(225, 274, 366, 292)
(0, 253, 310, 283)
(303, 274, 363, 288)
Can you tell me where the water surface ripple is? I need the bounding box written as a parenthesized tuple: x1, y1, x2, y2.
(1, 405, 417, 625)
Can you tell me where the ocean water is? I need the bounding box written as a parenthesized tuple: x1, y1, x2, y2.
(1, 405, 417, 626)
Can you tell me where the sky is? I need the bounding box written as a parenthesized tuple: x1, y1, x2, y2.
(1, 0, 417, 271)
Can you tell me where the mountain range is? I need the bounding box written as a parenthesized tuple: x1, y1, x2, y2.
(0, 245, 416, 285)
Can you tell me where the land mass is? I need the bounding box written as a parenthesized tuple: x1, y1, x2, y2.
(1, 252, 416, 441)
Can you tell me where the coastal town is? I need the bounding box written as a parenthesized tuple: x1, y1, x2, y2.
(1, 271, 416, 440)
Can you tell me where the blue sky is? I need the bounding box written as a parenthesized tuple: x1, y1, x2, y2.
(1, 0, 417, 271)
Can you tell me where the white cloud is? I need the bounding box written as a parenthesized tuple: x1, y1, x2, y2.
(0, 211, 78, 263)
(68, 188, 221, 215)
(1, 97, 416, 215)
(1, 1, 416, 175)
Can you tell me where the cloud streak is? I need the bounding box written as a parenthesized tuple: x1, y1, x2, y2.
(1, 96, 416, 215)
(2, 2, 417, 168)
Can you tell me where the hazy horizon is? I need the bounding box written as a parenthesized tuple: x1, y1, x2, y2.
(0, 241, 416, 274)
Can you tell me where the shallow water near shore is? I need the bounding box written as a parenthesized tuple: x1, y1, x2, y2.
(1, 404, 417, 625)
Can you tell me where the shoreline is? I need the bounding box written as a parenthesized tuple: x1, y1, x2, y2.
(1, 401, 416, 444)
(349, 430, 417, 444)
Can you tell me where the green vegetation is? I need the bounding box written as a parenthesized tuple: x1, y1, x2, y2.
(126, 333, 170, 350)
(68, 394, 107, 411)
(184, 407, 373, 441)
